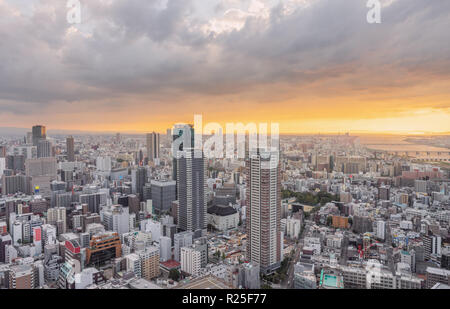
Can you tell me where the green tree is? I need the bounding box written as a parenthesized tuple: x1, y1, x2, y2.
(168, 269, 180, 281)
(282, 189, 295, 199)
(326, 216, 333, 226)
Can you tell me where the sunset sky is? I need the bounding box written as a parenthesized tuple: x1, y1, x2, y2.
(0, 0, 449, 134)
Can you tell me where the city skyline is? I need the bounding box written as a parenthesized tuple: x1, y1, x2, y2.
(2, 0, 450, 296)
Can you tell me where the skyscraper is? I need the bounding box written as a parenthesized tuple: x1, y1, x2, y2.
(0, 145, 6, 158)
(32, 125, 46, 146)
(37, 140, 51, 158)
(26, 132, 32, 144)
(146, 132, 160, 162)
(66, 136, 75, 162)
(132, 167, 147, 201)
(176, 148, 206, 239)
(151, 180, 176, 215)
(246, 149, 281, 274)
(171, 124, 194, 183)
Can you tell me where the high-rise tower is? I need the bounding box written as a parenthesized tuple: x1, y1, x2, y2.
(32, 125, 46, 146)
(176, 148, 206, 239)
(66, 136, 75, 162)
(146, 132, 160, 162)
(246, 149, 281, 274)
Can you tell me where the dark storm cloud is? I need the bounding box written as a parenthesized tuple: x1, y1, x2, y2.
(0, 0, 449, 116)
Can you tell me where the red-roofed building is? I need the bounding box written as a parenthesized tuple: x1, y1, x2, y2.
(160, 259, 181, 277)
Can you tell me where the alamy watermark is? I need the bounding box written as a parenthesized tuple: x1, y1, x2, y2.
(171, 115, 280, 166)
(66, 1, 381, 25)
(367, 0, 381, 24)
(67, 0, 81, 24)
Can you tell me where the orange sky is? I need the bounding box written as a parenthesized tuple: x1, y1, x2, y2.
(1, 0, 449, 135)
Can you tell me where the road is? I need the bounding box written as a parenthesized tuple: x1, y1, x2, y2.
(281, 223, 310, 288)
(339, 232, 349, 266)
(283, 240, 303, 288)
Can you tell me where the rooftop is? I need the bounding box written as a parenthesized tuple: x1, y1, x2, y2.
(160, 260, 181, 269)
(174, 275, 232, 289)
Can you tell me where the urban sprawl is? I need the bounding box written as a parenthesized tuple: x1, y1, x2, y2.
(0, 125, 449, 290)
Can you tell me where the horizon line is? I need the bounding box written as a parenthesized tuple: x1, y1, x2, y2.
(1, 126, 449, 137)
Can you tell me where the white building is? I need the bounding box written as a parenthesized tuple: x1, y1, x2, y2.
(400, 250, 416, 273)
(12, 221, 23, 246)
(206, 205, 239, 232)
(159, 236, 172, 262)
(140, 219, 161, 243)
(286, 216, 301, 239)
(13, 145, 37, 160)
(246, 149, 282, 274)
(101, 204, 130, 235)
(47, 207, 67, 234)
(174, 231, 193, 262)
(181, 246, 201, 277)
(0, 157, 5, 176)
(96, 156, 112, 172)
(400, 220, 413, 230)
(376, 220, 385, 240)
(126, 253, 142, 278)
(41, 224, 57, 245)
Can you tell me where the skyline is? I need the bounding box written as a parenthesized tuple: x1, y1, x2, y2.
(2, 124, 450, 136)
(1, 124, 450, 136)
(1, 0, 450, 294)
(0, 0, 449, 134)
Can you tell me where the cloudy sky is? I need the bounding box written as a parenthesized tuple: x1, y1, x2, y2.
(0, 0, 449, 134)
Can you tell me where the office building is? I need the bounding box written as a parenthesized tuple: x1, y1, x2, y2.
(176, 148, 206, 238)
(101, 204, 130, 235)
(66, 136, 75, 162)
(1, 175, 32, 195)
(172, 124, 194, 185)
(85, 232, 121, 266)
(151, 180, 176, 215)
(146, 132, 160, 162)
(32, 125, 46, 146)
(132, 167, 147, 201)
(37, 140, 52, 158)
(425, 267, 450, 289)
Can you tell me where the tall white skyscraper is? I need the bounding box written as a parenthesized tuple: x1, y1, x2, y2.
(246, 149, 281, 274)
